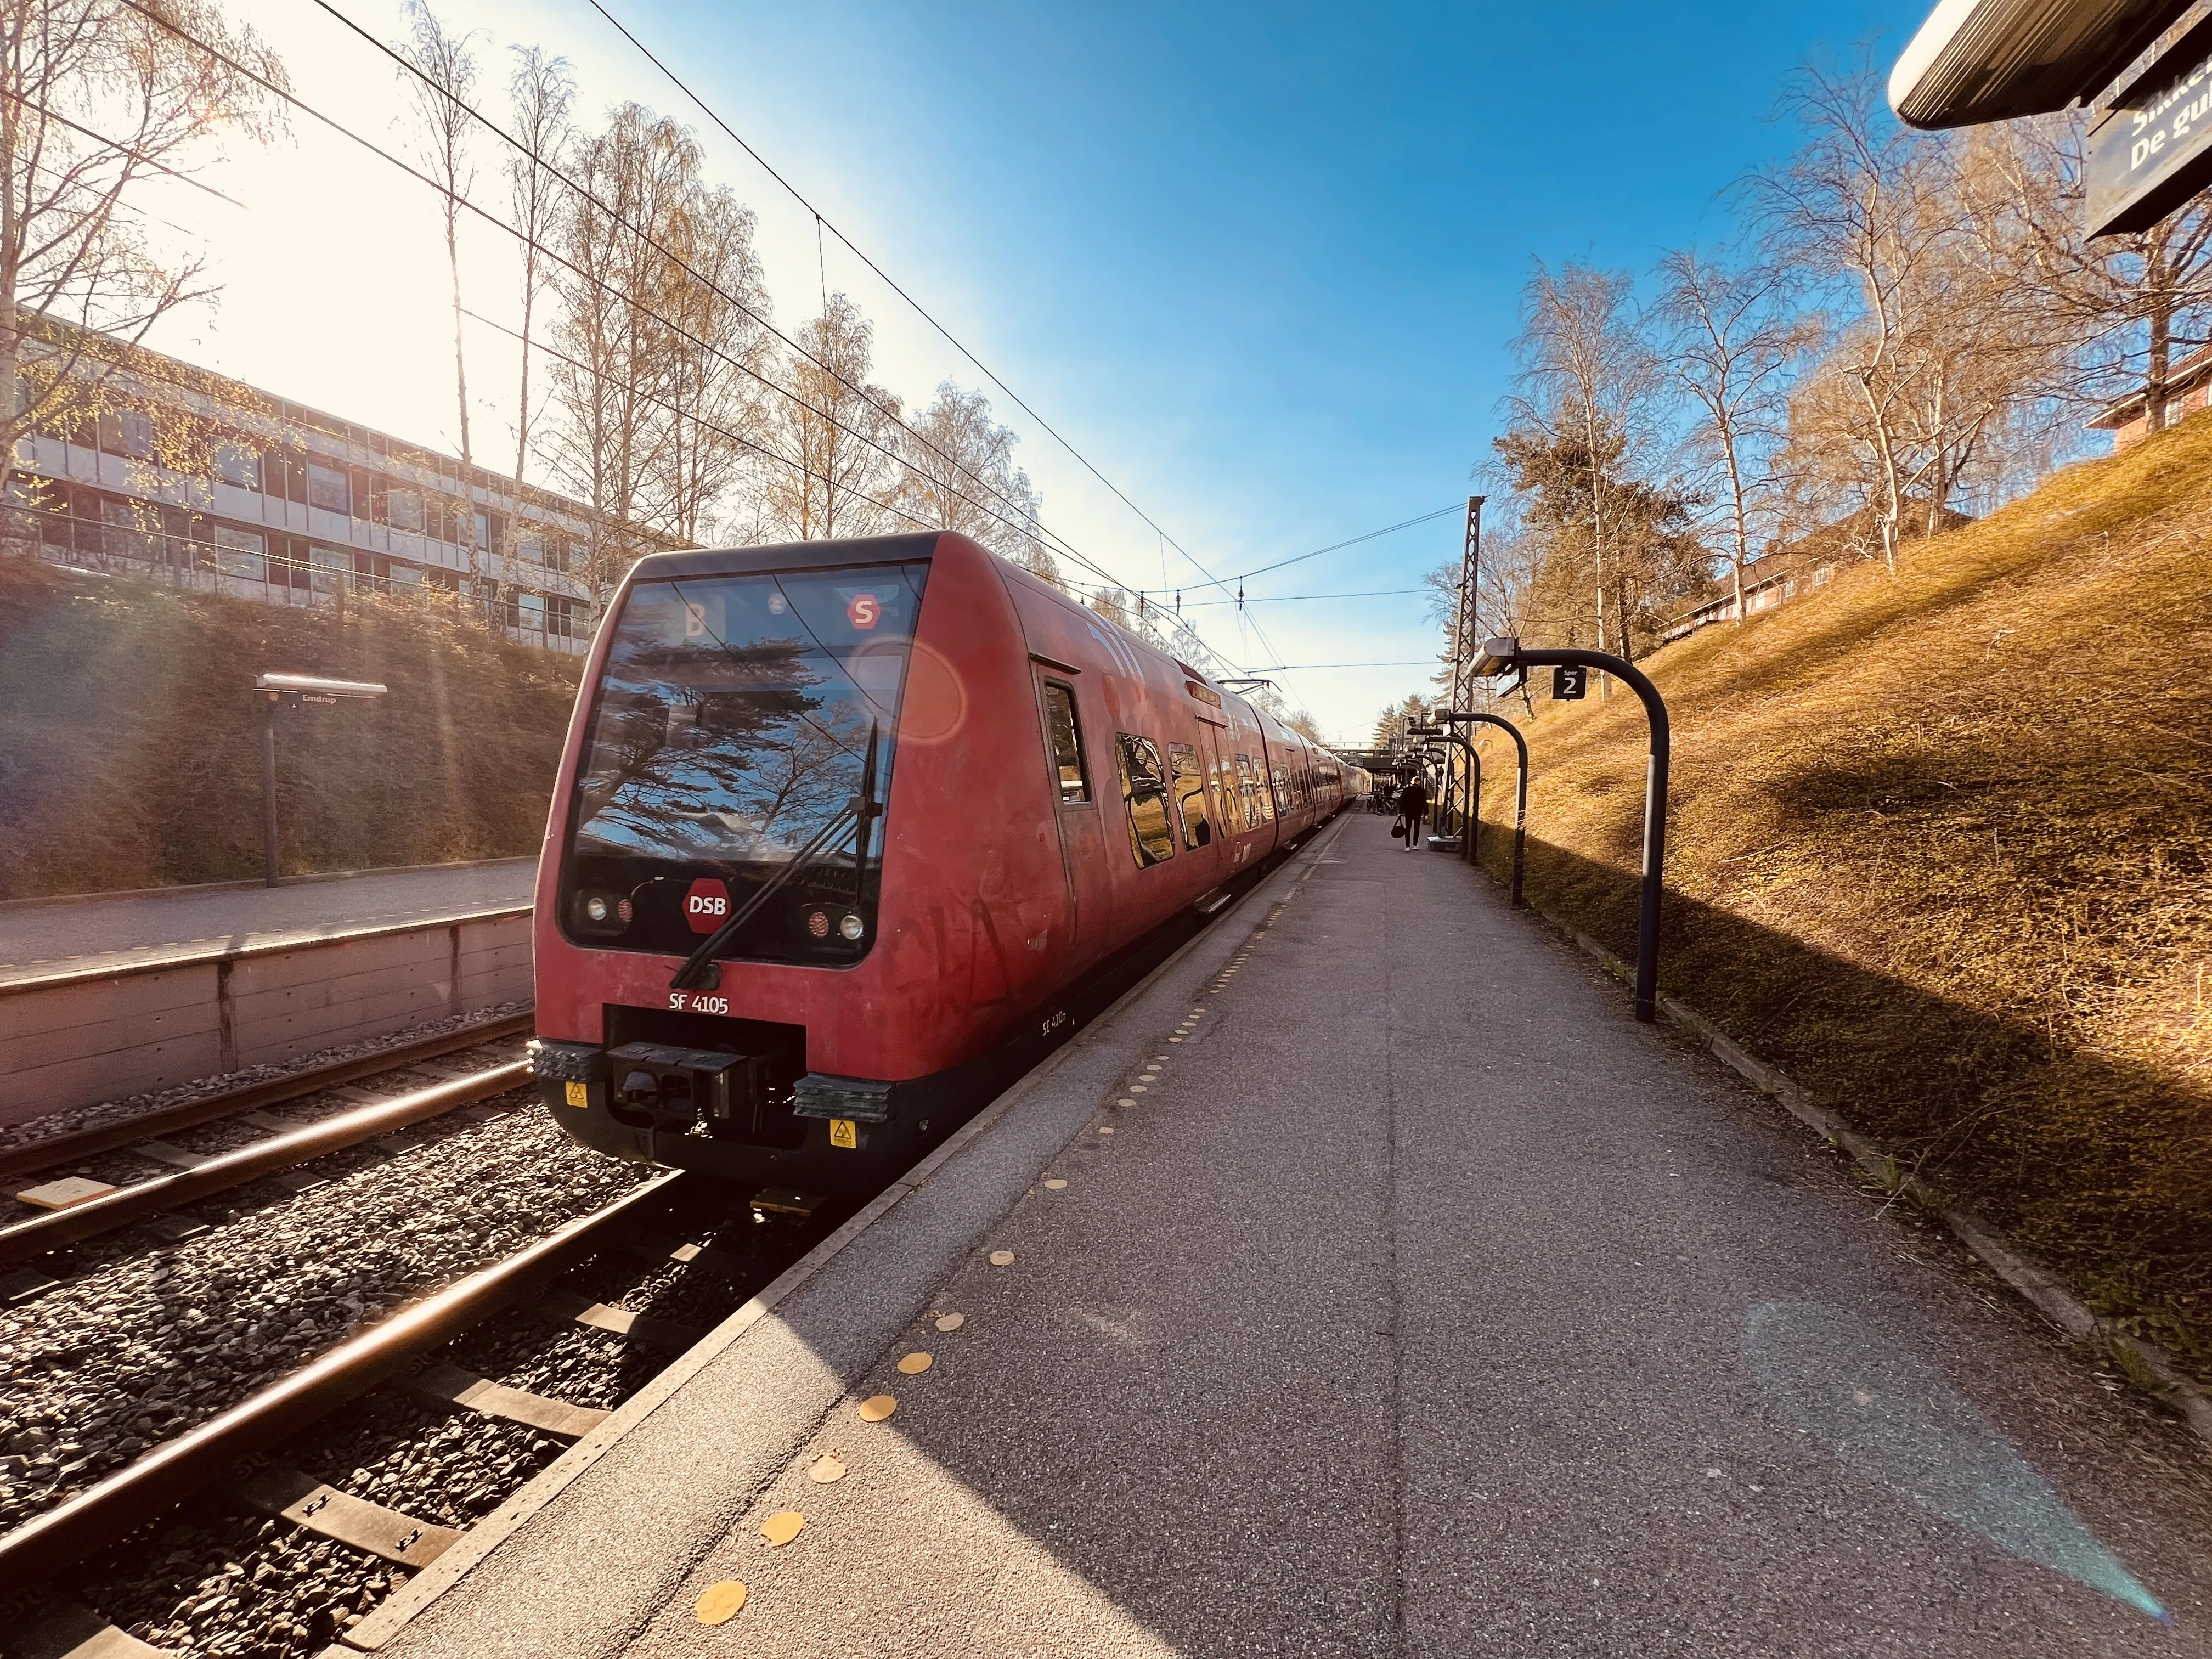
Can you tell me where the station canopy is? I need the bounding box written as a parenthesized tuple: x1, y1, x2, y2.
(1889, 0, 2192, 127)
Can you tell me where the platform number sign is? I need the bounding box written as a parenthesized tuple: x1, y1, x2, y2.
(684, 877, 731, 934)
(1553, 664, 1588, 701)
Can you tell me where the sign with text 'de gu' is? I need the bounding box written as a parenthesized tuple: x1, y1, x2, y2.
(2089, 22, 2212, 237)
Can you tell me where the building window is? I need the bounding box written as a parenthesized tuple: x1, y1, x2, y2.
(1116, 733, 1176, 867)
(1166, 742, 1212, 848)
(215, 444, 261, 490)
(1041, 681, 1088, 804)
(215, 523, 265, 582)
(517, 532, 544, 564)
(388, 488, 422, 533)
(97, 409, 153, 459)
(307, 463, 349, 516)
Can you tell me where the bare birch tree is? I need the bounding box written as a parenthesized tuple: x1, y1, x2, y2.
(900, 381, 1057, 582)
(396, 2, 479, 572)
(754, 291, 901, 540)
(1961, 114, 2212, 435)
(504, 43, 571, 492)
(1651, 248, 1815, 620)
(0, 0, 285, 460)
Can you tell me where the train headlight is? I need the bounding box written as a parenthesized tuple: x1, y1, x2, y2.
(586, 895, 610, 923)
(838, 913, 865, 941)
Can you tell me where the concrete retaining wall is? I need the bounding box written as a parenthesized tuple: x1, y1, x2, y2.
(0, 907, 531, 1126)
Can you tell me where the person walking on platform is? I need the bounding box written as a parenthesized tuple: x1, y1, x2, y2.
(1393, 775, 1428, 850)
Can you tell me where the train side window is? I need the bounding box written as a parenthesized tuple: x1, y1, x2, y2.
(1211, 748, 1242, 833)
(1238, 753, 1274, 824)
(1166, 742, 1212, 849)
(1041, 680, 1090, 804)
(1116, 733, 1177, 867)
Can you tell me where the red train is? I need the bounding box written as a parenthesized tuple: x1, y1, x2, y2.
(528, 529, 1362, 1198)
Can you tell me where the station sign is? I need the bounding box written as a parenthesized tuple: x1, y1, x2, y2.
(1553, 665, 1588, 701)
(684, 878, 731, 934)
(2088, 16, 2212, 235)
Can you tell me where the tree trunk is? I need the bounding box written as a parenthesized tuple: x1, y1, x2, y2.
(2146, 256, 2172, 436)
(444, 199, 472, 599)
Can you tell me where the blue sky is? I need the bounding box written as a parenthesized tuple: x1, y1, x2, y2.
(169, 0, 1935, 743)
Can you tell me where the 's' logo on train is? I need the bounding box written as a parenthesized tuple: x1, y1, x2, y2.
(685, 878, 731, 934)
(847, 592, 881, 630)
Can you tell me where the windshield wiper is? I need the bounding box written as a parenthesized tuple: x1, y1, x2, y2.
(853, 720, 881, 903)
(669, 805, 857, 991)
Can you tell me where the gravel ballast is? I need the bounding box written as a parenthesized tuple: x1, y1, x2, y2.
(0, 1098, 639, 1533)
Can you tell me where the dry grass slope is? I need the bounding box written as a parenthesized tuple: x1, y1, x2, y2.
(0, 559, 581, 898)
(1471, 419, 2212, 1375)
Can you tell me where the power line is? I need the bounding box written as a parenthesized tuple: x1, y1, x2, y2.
(583, 0, 1246, 609)
(302, 0, 1111, 591)
(1246, 660, 1442, 670)
(120, 0, 1147, 620)
(1, 92, 250, 207)
(1176, 586, 1426, 607)
(1229, 504, 1465, 583)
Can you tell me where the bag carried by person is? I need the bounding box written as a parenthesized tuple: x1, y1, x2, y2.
(1391, 822, 1405, 840)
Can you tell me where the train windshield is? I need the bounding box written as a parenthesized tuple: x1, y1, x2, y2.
(561, 561, 929, 963)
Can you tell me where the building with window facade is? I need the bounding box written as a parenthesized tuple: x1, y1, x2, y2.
(3, 326, 687, 653)
(2086, 342, 2212, 449)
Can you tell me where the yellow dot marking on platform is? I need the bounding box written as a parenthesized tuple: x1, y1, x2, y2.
(695, 1581, 748, 1624)
(859, 1394, 898, 1421)
(935, 1311, 966, 1331)
(1098, 1125, 1116, 1134)
(898, 1351, 934, 1374)
(1128, 1086, 1147, 1094)
(990, 1250, 1016, 1267)
(760, 1511, 805, 1548)
(1043, 1178, 1068, 1190)
(1169, 1036, 1184, 1042)
(1118, 1097, 1136, 1107)
(808, 1454, 846, 1484)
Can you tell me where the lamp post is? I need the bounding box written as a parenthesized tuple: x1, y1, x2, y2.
(254, 674, 388, 887)
(1438, 711, 1528, 907)
(1469, 639, 1670, 1021)
(1409, 725, 1481, 866)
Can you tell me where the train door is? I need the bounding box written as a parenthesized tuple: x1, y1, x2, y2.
(1197, 723, 1245, 868)
(1034, 668, 1114, 957)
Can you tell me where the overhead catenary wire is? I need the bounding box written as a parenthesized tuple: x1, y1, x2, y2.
(116, 0, 1159, 623)
(1227, 503, 1465, 583)
(582, 0, 1251, 612)
(297, 0, 1121, 594)
(0, 92, 250, 207)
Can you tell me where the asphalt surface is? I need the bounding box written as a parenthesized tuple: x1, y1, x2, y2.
(0, 859, 536, 985)
(370, 820, 2212, 1658)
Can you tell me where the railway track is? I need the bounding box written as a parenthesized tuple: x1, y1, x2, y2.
(0, 1014, 534, 1299)
(0, 1158, 843, 1657)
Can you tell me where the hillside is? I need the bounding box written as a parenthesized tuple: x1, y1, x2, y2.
(1472, 420, 2212, 1376)
(0, 560, 582, 898)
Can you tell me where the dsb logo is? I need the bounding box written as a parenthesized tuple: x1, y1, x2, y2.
(685, 878, 731, 934)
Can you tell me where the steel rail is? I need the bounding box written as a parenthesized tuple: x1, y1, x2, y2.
(0, 1012, 535, 1183)
(0, 1062, 533, 1267)
(0, 1171, 686, 1582)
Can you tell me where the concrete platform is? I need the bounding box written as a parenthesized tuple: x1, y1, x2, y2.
(0, 859, 535, 988)
(356, 821, 2212, 1658)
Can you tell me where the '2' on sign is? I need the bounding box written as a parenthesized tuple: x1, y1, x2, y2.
(847, 592, 881, 630)
(1553, 664, 1588, 701)
(684, 878, 731, 934)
